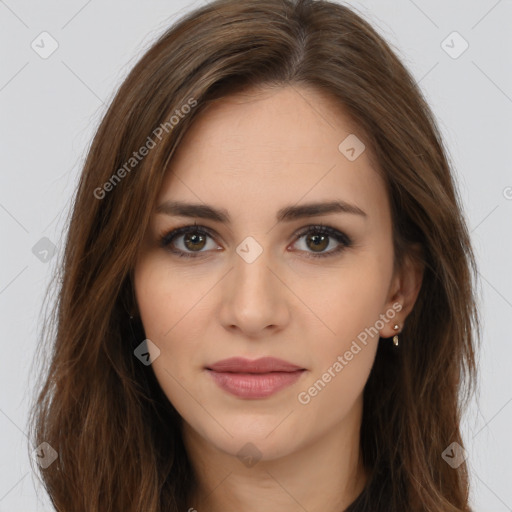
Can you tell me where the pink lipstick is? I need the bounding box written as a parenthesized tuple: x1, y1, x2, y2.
(205, 357, 306, 399)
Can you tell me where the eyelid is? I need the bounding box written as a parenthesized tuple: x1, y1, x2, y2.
(293, 223, 351, 246)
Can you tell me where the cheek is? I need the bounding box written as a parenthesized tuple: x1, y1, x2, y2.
(133, 254, 213, 370)
(134, 257, 169, 334)
(303, 257, 392, 345)
(135, 254, 198, 335)
(298, 252, 393, 385)
(294, 267, 389, 418)
(133, 256, 204, 414)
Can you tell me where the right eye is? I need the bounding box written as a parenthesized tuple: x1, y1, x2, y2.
(159, 224, 221, 258)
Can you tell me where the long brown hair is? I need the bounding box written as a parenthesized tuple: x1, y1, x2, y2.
(28, 0, 480, 510)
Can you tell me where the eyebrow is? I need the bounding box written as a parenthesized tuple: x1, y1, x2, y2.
(156, 200, 367, 223)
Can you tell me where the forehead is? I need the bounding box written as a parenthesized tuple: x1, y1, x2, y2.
(158, 85, 387, 223)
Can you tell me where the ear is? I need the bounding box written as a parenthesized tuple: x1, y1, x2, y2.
(379, 243, 424, 338)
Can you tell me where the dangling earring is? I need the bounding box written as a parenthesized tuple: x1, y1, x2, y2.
(392, 324, 400, 347)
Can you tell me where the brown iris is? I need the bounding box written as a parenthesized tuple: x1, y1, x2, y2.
(184, 232, 207, 251)
(306, 233, 329, 252)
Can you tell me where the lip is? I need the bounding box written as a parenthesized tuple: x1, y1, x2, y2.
(205, 357, 306, 399)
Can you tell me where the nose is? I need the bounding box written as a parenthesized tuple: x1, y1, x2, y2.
(218, 249, 290, 338)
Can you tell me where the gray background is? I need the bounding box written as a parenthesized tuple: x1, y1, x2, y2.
(1, 0, 511, 510)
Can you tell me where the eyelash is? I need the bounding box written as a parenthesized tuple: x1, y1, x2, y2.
(158, 222, 352, 260)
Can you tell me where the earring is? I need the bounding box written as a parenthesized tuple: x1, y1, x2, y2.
(392, 324, 400, 347)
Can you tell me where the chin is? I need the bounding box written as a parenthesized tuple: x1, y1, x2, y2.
(201, 416, 305, 463)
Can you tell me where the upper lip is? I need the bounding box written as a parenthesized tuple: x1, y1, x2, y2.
(206, 357, 304, 373)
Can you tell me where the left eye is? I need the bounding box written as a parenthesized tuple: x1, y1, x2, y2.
(292, 225, 352, 259)
(159, 224, 352, 259)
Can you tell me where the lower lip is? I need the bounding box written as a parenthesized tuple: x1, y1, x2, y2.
(206, 369, 306, 399)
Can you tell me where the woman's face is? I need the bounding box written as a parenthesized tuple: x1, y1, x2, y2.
(134, 85, 405, 462)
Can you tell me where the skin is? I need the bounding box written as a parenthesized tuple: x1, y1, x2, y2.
(133, 85, 424, 512)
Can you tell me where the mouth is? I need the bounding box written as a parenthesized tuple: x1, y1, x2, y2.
(205, 357, 307, 399)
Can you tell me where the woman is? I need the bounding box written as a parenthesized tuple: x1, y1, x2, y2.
(28, 0, 480, 510)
